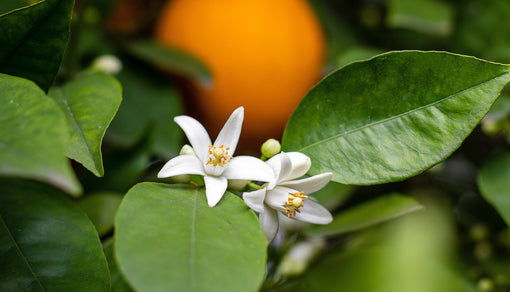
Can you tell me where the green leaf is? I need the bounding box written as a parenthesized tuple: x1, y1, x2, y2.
(77, 192, 123, 237)
(0, 73, 81, 195)
(103, 240, 133, 292)
(0, 178, 110, 291)
(478, 151, 510, 226)
(306, 194, 423, 237)
(282, 51, 510, 185)
(107, 63, 183, 158)
(125, 40, 212, 87)
(115, 183, 267, 292)
(0, 0, 74, 92)
(49, 71, 122, 177)
(387, 0, 453, 35)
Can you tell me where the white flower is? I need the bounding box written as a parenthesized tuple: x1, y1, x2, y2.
(158, 106, 274, 207)
(243, 152, 333, 241)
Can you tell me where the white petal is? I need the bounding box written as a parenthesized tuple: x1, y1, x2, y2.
(214, 106, 243, 154)
(284, 152, 312, 181)
(242, 188, 267, 213)
(279, 172, 332, 195)
(157, 155, 205, 178)
(222, 156, 274, 182)
(204, 176, 228, 207)
(174, 115, 212, 163)
(268, 152, 292, 189)
(264, 186, 295, 213)
(293, 199, 332, 224)
(259, 205, 279, 242)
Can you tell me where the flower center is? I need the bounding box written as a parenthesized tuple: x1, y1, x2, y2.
(206, 145, 232, 167)
(284, 192, 308, 217)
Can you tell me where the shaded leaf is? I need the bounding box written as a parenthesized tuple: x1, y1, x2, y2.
(103, 240, 133, 292)
(0, 0, 74, 92)
(77, 192, 123, 236)
(0, 179, 110, 291)
(49, 71, 122, 177)
(115, 183, 266, 292)
(478, 151, 510, 226)
(387, 0, 453, 35)
(125, 40, 212, 87)
(306, 194, 423, 237)
(282, 51, 510, 185)
(0, 73, 81, 195)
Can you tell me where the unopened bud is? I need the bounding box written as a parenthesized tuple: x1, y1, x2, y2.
(228, 179, 250, 191)
(179, 144, 196, 156)
(261, 138, 281, 159)
(90, 55, 122, 75)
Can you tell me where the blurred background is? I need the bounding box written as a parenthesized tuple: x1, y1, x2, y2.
(4, 0, 510, 291)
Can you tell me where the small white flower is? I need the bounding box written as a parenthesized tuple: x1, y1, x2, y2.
(158, 106, 274, 207)
(243, 152, 333, 241)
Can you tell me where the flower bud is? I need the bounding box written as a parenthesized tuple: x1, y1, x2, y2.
(228, 179, 250, 191)
(90, 55, 122, 75)
(171, 145, 196, 183)
(261, 138, 281, 159)
(179, 144, 196, 156)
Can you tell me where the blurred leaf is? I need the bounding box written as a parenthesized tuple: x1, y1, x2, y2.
(77, 192, 123, 236)
(307, 194, 423, 237)
(115, 183, 267, 292)
(387, 0, 453, 35)
(282, 51, 510, 185)
(292, 207, 476, 292)
(478, 151, 510, 226)
(108, 63, 183, 158)
(0, 73, 81, 195)
(0, 179, 110, 291)
(49, 71, 122, 177)
(0, 0, 74, 92)
(103, 240, 133, 292)
(125, 40, 212, 87)
(310, 181, 355, 211)
(453, 0, 510, 64)
(0, 1, 27, 15)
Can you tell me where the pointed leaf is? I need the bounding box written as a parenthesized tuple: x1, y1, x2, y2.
(0, 73, 81, 195)
(283, 51, 510, 185)
(0, 0, 74, 92)
(306, 194, 423, 237)
(115, 183, 267, 292)
(49, 71, 122, 177)
(478, 151, 510, 226)
(0, 179, 110, 291)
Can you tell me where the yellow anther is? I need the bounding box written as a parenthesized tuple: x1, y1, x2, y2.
(206, 145, 232, 167)
(284, 192, 307, 217)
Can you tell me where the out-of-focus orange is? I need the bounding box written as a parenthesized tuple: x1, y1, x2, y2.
(154, 0, 325, 153)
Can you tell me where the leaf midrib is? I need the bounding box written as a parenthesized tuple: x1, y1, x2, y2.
(298, 72, 510, 152)
(0, 213, 46, 291)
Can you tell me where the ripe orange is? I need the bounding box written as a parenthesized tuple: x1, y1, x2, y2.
(154, 0, 325, 153)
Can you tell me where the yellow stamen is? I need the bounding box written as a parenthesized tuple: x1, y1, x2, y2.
(206, 145, 232, 167)
(284, 192, 308, 217)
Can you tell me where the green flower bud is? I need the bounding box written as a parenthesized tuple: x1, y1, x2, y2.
(261, 138, 281, 159)
(179, 144, 196, 156)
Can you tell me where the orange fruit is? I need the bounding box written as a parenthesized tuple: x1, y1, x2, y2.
(154, 0, 325, 153)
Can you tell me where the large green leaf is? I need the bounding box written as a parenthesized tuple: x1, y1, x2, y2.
(0, 179, 110, 291)
(477, 151, 510, 226)
(49, 71, 122, 177)
(115, 183, 267, 292)
(283, 51, 510, 185)
(306, 194, 423, 237)
(0, 0, 74, 92)
(0, 73, 81, 195)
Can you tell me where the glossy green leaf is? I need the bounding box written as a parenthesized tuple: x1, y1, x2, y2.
(283, 51, 510, 185)
(306, 194, 423, 237)
(125, 40, 212, 87)
(77, 192, 123, 236)
(387, 0, 453, 35)
(0, 1, 26, 15)
(115, 183, 267, 292)
(0, 0, 74, 92)
(478, 151, 510, 226)
(0, 179, 110, 291)
(107, 64, 183, 158)
(0, 73, 81, 195)
(49, 71, 122, 177)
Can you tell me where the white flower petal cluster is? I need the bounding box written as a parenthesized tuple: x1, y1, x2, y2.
(243, 152, 333, 241)
(158, 107, 274, 207)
